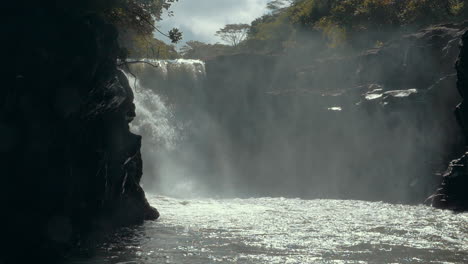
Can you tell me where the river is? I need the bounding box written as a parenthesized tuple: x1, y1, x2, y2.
(69, 195, 467, 264)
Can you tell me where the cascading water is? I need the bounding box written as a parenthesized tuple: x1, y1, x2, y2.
(125, 72, 178, 150)
(123, 59, 221, 197)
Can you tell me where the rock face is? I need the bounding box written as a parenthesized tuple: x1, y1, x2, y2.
(197, 23, 467, 202)
(0, 6, 157, 262)
(429, 30, 468, 210)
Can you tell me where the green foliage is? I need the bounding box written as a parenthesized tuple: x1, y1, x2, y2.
(180, 41, 235, 59)
(400, 0, 451, 25)
(247, 0, 468, 53)
(450, 0, 466, 15)
(130, 36, 179, 59)
(105, 0, 178, 34)
(288, 0, 334, 26)
(215, 24, 251, 46)
(267, 0, 296, 14)
(102, 0, 182, 58)
(315, 17, 346, 48)
(169, 28, 183, 43)
(247, 11, 295, 53)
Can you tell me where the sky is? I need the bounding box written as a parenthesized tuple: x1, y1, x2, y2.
(157, 0, 270, 47)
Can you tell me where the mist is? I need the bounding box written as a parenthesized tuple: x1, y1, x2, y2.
(126, 22, 463, 203)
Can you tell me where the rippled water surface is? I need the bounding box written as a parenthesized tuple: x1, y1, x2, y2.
(70, 195, 468, 263)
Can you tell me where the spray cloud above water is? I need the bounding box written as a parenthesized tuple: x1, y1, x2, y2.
(123, 1, 467, 202)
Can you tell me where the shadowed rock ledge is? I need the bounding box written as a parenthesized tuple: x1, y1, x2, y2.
(429, 30, 468, 210)
(0, 4, 157, 263)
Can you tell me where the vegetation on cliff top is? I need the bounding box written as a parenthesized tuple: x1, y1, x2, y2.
(181, 0, 468, 59)
(248, 0, 468, 53)
(104, 0, 182, 59)
(55, 0, 181, 59)
(59, 0, 468, 60)
(41, 0, 182, 58)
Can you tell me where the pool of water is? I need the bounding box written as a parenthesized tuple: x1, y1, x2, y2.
(69, 195, 468, 263)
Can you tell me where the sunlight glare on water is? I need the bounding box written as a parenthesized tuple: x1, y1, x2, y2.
(70, 196, 468, 264)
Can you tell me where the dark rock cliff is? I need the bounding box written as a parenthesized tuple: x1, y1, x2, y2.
(429, 31, 468, 210)
(0, 5, 157, 263)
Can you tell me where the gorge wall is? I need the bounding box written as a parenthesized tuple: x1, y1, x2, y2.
(132, 23, 467, 205)
(1, 5, 156, 262)
(201, 23, 466, 203)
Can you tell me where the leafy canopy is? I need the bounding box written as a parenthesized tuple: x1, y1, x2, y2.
(245, 0, 468, 53)
(215, 24, 251, 47)
(104, 0, 182, 58)
(180, 41, 234, 59)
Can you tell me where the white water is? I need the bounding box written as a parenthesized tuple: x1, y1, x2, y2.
(123, 60, 212, 196)
(125, 72, 178, 149)
(127, 58, 206, 82)
(70, 196, 468, 263)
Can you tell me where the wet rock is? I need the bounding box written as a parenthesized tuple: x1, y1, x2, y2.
(429, 153, 468, 210)
(429, 30, 468, 210)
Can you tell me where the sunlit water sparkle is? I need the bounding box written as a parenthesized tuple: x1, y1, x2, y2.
(70, 195, 467, 264)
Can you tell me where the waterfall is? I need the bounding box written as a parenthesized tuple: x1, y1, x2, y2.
(121, 54, 455, 202)
(127, 59, 206, 80)
(123, 59, 214, 197)
(124, 72, 178, 150)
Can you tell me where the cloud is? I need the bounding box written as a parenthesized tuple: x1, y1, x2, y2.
(156, 0, 269, 46)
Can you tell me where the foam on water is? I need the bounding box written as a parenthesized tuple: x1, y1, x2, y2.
(69, 197, 468, 264)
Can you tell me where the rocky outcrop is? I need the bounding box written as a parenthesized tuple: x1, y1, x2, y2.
(430, 154, 468, 210)
(429, 30, 468, 210)
(0, 6, 157, 263)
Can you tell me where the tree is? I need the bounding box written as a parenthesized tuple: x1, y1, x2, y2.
(180, 41, 209, 58)
(267, 0, 297, 14)
(106, 0, 183, 58)
(129, 36, 179, 59)
(215, 24, 251, 46)
(180, 41, 233, 59)
(168, 28, 183, 43)
(106, 0, 179, 35)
